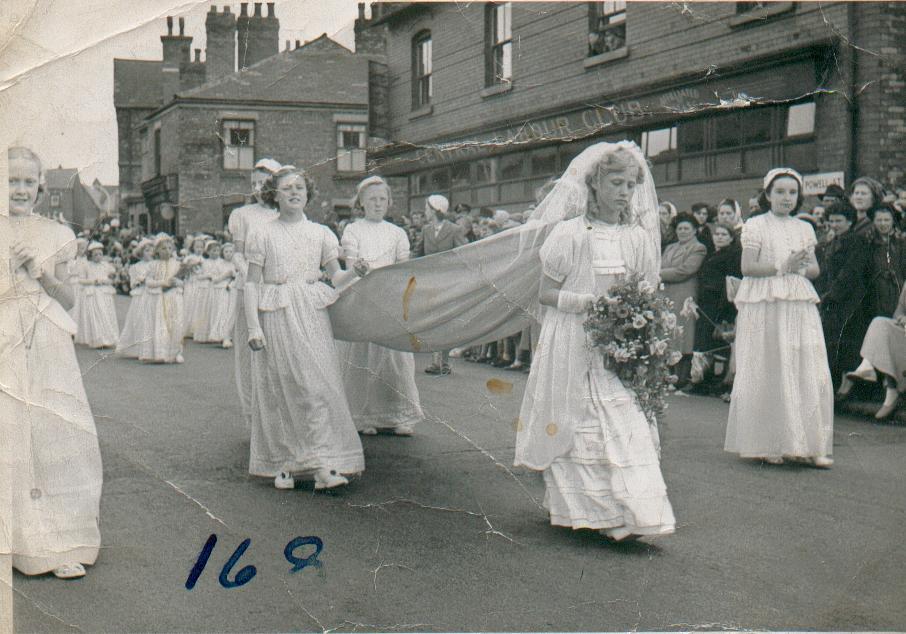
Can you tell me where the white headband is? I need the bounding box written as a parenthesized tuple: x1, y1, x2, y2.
(763, 168, 803, 191)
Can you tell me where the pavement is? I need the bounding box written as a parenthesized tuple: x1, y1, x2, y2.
(11, 296, 906, 632)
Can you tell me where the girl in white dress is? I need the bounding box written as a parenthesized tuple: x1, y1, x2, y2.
(74, 241, 119, 348)
(182, 235, 207, 338)
(4, 146, 102, 578)
(219, 242, 239, 349)
(724, 168, 834, 468)
(116, 238, 155, 358)
(194, 241, 235, 344)
(244, 166, 364, 490)
(337, 176, 424, 436)
(140, 234, 186, 364)
(515, 143, 675, 542)
(68, 237, 88, 321)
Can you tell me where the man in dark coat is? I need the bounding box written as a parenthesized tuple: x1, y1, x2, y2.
(818, 200, 871, 390)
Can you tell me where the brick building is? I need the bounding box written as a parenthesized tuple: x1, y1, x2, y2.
(114, 4, 372, 235)
(34, 167, 103, 231)
(355, 2, 906, 214)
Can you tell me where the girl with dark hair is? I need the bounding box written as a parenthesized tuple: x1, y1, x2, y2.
(848, 176, 885, 237)
(244, 166, 364, 491)
(725, 168, 833, 468)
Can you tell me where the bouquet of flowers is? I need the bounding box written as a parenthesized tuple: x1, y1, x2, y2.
(583, 272, 683, 427)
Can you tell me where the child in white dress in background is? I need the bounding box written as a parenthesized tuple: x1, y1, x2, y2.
(141, 234, 186, 364)
(116, 238, 155, 358)
(74, 241, 119, 349)
(182, 235, 208, 338)
(195, 241, 236, 345)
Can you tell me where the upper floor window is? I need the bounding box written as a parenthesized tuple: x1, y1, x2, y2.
(337, 123, 367, 173)
(222, 119, 255, 170)
(730, 2, 794, 26)
(588, 1, 626, 56)
(50, 192, 61, 207)
(412, 31, 432, 110)
(486, 3, 513, 86)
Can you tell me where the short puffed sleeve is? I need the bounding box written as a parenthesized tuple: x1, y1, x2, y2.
(740, 217, 763, 251)
(539, 225, 576, 283)
(245, 225, 267, 267)
(227, 207, 246, 243)
(395, 225, 411, 262)
(340, 223, 360, 260)
(320, 226, 340, 267)
(54, 224, 78, 265)
(800, 221, 818, 251)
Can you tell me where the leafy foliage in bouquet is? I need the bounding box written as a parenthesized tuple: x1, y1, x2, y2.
(583, 272, 683, 427)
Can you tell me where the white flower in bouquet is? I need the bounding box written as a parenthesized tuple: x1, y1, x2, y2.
(668, 351, 683, 366)
(650, 339, 669, 356)
(632, 314, 647, 329)
(664, 312, 678, 330)
(680, 297, 698, 319)
(643, 310, 655, 321)
(614, 348, 632, 363)
(638, 279, 655, 295)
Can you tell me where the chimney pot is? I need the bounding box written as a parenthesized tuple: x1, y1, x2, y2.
(194, 48, 201, 61)
(178, 16, 185, 35)
(166, 16, 173, 35)
(254, 3, 262, 17)
(240, 2, 248, 16)
(223, 5, 231, 13)
(358, 3, 365, 21)
(210, 4, 216, 12)
(295, 39, 301, 49)
(267, 2, 275, 17)
(285, 39, 291, 51)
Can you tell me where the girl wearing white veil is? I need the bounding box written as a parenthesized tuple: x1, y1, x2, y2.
(514, 142, 675, 541)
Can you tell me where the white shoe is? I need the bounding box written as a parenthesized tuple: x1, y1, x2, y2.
(274, 471, 295, 490)
(762, 456, 784, 465)
(53, 563, 86, 579)
(360, 427, 378, 436)
(394, 424, 414, 436)
(813, 456, 833, 469)
(175, 354, 185, 364)
(222, 339, 233, 349)
(314, 469, 348, 490)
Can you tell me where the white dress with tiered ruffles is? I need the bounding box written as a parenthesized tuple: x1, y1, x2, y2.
(725, 212, 833, 459)
(516, 216, 675, 538)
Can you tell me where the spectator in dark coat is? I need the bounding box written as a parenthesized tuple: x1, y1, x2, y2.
(865, 204, 906, 319)
(818, 200, 872, 389)
(693, 224, 742, 355)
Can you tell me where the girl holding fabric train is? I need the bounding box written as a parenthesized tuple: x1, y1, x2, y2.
(337, 176, 424, 436)
(116, 238, 155, 358)
(140, 234, 187, 364)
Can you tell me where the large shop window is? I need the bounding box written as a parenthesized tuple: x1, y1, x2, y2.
(222, 120, 255, 170)
(588, 1, 626, 56)
(337, 123, 366, 173)
(486, 3, 513, 86)
(641, 102, 817, 185)
(412, 31, 433, 110)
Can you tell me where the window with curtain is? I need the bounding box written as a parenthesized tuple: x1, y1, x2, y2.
(337, 123, 366, 173)
(222, 120, 255, 170)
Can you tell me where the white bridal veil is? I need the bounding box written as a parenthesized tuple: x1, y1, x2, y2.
(328, 141, 661, 352)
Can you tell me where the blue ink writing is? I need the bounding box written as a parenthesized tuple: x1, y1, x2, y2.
(185, 534, 323, 590)
(284, 536, 324, 573)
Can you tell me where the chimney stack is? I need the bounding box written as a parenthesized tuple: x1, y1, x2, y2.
(205, 5, 237, 80)
(237, 1, 279, 69)
(179, 16, 185, 35)
(161, 15, 193, 102)
(240, 2, 248, 16)
(295, 40, 301, 49)
(194, 48, 201, 62)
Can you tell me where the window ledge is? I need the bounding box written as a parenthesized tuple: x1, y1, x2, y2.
(408, 104, 433, 120)
(728, 2, 794, 27)
(583, 47, 629, 69)
(480, 82, 513, 99)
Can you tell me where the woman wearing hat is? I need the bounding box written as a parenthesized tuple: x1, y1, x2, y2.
(724, 168, 834, 468)
(336, 176, 424, 436)
(116, 238, 155, 358)
(74, 241, 119, 348)
(5, 146, 103, 578)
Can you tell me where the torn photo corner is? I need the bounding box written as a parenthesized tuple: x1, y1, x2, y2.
(3, 1, 906, 632)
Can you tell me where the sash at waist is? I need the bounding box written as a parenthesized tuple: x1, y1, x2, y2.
(259, 274, 337, 312)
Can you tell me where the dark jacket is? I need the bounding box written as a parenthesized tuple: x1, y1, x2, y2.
(419, 221, 468, 257)
(865, 229, 906, 318)
(694, 244, 742, 352)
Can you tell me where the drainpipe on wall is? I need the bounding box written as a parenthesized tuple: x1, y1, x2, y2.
(847, 0, 859, 184)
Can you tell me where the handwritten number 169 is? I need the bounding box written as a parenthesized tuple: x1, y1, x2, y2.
(185, 534, 324, 589)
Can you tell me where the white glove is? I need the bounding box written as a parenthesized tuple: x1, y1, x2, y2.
(557, 291, 596, 314)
